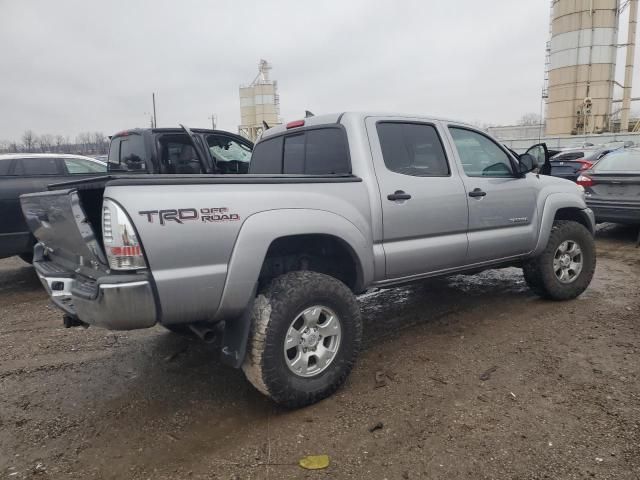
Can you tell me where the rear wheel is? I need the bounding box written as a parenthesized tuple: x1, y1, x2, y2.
(242, 271, 362, 408)
(523, 220, 596, 300)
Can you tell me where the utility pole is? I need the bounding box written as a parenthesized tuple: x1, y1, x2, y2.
(209, 114, 217, 130)
(621, 0, 638, 132)
(152, 93, 157, 128)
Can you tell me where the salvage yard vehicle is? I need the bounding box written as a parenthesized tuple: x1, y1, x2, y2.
(108, 126, 253, 174)
(20, 112, 597, 408)
(548, 146, 620, 182)
(578, 147, 640, 225)
(0, 153, 106, 262)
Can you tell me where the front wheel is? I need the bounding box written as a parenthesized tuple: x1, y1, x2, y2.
(523, 220, 596, 300)
(242, 271, 362, 408)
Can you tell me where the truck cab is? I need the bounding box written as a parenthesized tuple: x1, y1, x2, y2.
(107, 127, 253, 175)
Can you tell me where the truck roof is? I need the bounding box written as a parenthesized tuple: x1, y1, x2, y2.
(111, 127, 250, 141)
(261, 112, 475, 139)
(0, 153, 104, 162)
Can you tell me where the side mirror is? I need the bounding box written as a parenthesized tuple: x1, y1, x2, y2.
(519, 153, 538, 173)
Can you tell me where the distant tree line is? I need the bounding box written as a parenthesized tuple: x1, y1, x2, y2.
(0, 130, 109, 156)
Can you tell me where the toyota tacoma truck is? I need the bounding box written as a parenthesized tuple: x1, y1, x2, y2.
(20, 112, 596, 408)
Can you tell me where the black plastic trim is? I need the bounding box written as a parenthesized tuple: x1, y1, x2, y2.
(106, 174, 362, 186)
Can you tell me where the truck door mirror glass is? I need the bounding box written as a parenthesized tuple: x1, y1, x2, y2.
(519, 153, 538, 173)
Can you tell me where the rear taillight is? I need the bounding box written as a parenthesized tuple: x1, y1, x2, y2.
(576, 160, 593, 171)
(576, 175, 595, 187)
(102, 199, 147, 270)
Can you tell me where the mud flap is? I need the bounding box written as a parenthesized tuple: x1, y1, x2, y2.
(220, 283, 257, 368)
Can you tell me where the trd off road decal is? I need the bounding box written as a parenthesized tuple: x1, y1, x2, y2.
(138, 208, 240, 225)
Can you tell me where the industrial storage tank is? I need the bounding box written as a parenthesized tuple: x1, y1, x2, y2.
(546, 0, 620, 135)
(238, 60, 281, 141)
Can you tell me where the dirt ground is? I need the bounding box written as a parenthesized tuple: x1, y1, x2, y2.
(1, 225, 639, 480)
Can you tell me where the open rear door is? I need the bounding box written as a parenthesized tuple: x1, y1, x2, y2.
(179, 124, 212, 173)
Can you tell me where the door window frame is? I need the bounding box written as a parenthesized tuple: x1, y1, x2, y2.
(447, 125, 519, 178)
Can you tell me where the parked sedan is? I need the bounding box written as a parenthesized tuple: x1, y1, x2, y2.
(0, 154, 107, 262)
(550, 146, 619, 182)
(577, 148, 640, 225)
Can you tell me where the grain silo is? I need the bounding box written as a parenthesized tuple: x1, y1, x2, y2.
(238, 60, 281, 141)
(546, 0, 620, 135)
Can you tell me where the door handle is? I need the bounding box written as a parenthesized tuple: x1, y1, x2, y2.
(468, 188, 486, 198)
(387, 190, 412, 201)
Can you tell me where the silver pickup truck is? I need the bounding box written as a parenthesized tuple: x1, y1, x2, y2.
(20, 112, 596, 408)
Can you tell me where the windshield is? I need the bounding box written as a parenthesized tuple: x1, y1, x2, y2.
(594, 150, 640, 172)
(207, 135, 252, 174)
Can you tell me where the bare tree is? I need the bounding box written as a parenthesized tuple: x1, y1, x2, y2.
(55, 135, 65, 153)
(22, 130, 36, 152)
(38, 134, 54, 152)
(518, 113, 542, 126)
(91, 132, 107, 154)
(76, 132, 92, 154)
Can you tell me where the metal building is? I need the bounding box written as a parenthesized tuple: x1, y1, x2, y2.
(546, 0, 620, 135)
(238, 60, 281, 141)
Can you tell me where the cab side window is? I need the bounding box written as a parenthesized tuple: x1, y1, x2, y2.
(449, 127, 514, 177)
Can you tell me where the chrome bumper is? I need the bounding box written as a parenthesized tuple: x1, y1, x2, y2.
(36, 262, 158, 330)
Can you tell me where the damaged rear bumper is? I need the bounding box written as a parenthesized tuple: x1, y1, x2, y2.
(35, 260, 158, 330)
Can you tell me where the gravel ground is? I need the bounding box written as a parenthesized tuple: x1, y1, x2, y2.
(0, 224, 639, 479)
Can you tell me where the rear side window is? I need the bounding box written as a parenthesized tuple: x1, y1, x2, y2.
(0, 159, 11, 175)
(108, 135, 146, 172)
(250, 136, 283, 174)
(552, 152, 584, 161)
(376, 122, 449, 177)
(249, 127, 350, 175)
(13, 157, 60, 175)
(64, 158, 106, 174)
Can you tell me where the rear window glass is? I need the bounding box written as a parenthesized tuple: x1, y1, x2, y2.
(595, 150, 640, 172)
(13, 157, 60, 175)
(250, 136, 283, 174)
(283, 134, 305, 174)
(304, 128, 350, 175)
(108, 135, 146, 172)
(0, 159, 11, 175)
(552, 152, 584, 161)
(249, 128, 350, 175)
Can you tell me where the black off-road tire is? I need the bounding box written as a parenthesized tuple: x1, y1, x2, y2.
(523, 220, 596, 300)
(242, 271, 362, 408)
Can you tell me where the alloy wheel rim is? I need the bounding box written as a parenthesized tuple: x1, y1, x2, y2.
(284, 305, 342, 377)
(553, 240, 583, 284)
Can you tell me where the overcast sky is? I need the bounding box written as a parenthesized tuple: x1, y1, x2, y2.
(1, 0, 638, 142)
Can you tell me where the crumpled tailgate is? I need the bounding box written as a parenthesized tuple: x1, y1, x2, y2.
(20, 189, 108, 278)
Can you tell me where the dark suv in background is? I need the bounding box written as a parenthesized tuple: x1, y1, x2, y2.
(107, 126, 253, 174)
(0, 154, 107, 262)
(549, 146, 621, 182)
